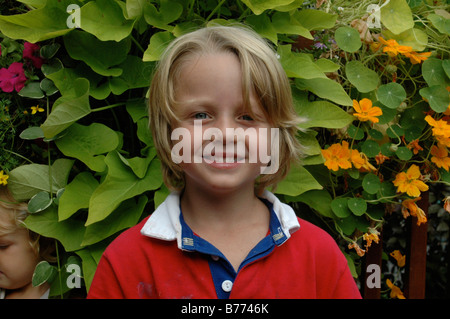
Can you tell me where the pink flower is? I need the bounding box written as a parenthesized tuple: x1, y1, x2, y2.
(23, 42, 44, 68)
(0, 62, 27, 93)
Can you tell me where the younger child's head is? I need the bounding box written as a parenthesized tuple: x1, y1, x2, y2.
(0, 186, 54, 294)
(149, 25, 302, 194)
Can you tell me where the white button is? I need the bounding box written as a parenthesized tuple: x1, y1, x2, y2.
(221, 280, 233, 292)
(211, 255, 219, 261)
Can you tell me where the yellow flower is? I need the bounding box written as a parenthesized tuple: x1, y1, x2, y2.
(352, 98, 383, 123)
(393, 164, 429, 197)
(30, 105, 44, 114)
(425, 115, 450, 139)
(321, 141, 352, 171)
(386, 279, 406, 299)
(402, 197, 427, 226)
(403, 51, 432, 64)
(431, 144, 450, 171)
(390, 250, 406, 267)
(0, 170, 9, 186)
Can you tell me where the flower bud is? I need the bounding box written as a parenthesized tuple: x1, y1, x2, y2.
(385, 64, 397, 73)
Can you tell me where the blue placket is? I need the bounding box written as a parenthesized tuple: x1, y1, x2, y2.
(179, 198, 288, 299)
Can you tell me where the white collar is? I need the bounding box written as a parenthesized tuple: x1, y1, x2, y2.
(140, 190, 300, 249)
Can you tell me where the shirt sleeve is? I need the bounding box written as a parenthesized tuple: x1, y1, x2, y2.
(87, 252, 125, 299)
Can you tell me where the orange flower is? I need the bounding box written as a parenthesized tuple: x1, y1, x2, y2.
(390, 250, 406, 267)
(363, 230, 380, 249)
(351, 150, 376, 172)
(348, 241, 365, 257)
(406, 139, 423, 155)
(375, 152, 389, 165)
(393, 164, 429, 197)
(353, 98, 383, 123)
(444, 196, 450, 214)
(321, 141, 352, 171)
(403, 51, 432, 64)
(378, 37, 412, 57)
(402, 197, 427, 225)
(386, 279, 406, 299)
(431, 144, 450, 171)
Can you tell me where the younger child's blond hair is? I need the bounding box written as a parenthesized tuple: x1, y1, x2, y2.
(148, 25, 303, 194)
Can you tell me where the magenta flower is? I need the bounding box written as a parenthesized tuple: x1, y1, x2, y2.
(23, 42, 44, 68)
(0, 62, 27, 93)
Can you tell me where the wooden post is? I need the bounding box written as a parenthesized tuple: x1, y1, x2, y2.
(362, 230, 383, 299)
(404, 191, 428, 299)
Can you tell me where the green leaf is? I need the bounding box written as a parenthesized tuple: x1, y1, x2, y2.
(334, 26, 361, 53)
(361, 140, 380, 158)
(41, 78, 91, 138)
(291, 189, 334, 218)
(64, 30, 131, 77)
(396, 146, 413, 160)
(293, 9, 337, 31)
(143, 31, 176, 62)
(422, 58, 448, 87)
(246, 13, 278, 44)
(0, 1, 72, 42)
(109, 55, 155, 95)
(428, 13, 450, 36)
(272, 11, 312, 39)
(7, 159, 73, 201)
(377, 82, 406, 109)
(25, 204, 85, 252)
(347, 125, 365, 140)
(20, 126, 44, 140)
(419, 85, 450, 113)
(347, 197, 367, 216)
(240, 0, 297, 15)
(18, 82, 45, 99)
(345, 61, 380, 93)
(58, 172, 99, 221)
(79, 0, 135, 41)
(295, 78, 353, 106)
(275, 164, 322, 197)
(143, 0, 183, 31)
(331, 198, 351, 218)
(278, 45, 326, 79)
(28, 191, 53, 214)
(82, 195, 147, 246)
(32, 261, 57, 287)
(362, 173, 381, 194)
(294, 99, 354, 129)
(86, 152, 162, 225)
(380, 0, 414, 34)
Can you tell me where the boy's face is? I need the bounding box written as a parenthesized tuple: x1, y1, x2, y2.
(0, 211, 39, 290)
(171, 52, 273, 193)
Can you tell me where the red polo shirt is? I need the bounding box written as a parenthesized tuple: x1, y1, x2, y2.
(87, 191, 361, 299)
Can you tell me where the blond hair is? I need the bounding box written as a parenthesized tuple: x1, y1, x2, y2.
(0, 186, 55, 262)
(148, 25, 303, 194)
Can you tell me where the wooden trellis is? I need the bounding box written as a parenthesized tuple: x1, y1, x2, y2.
(362, 192, 429, 299)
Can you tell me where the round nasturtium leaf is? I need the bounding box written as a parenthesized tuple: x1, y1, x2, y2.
(396, 146, 413, 160)
(419, 85, 450, 113)
(331, 198, 351, 218)
(335, 26, 362, 53)
(361, 139, 381, 158)
(362, 173, 381, 194)
(345, 61, 380, 93)
(377, 82, 406, 109)
(347, 197, 367, 216)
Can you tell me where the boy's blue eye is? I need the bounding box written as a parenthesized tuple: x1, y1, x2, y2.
(194, 113, 209, 120)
